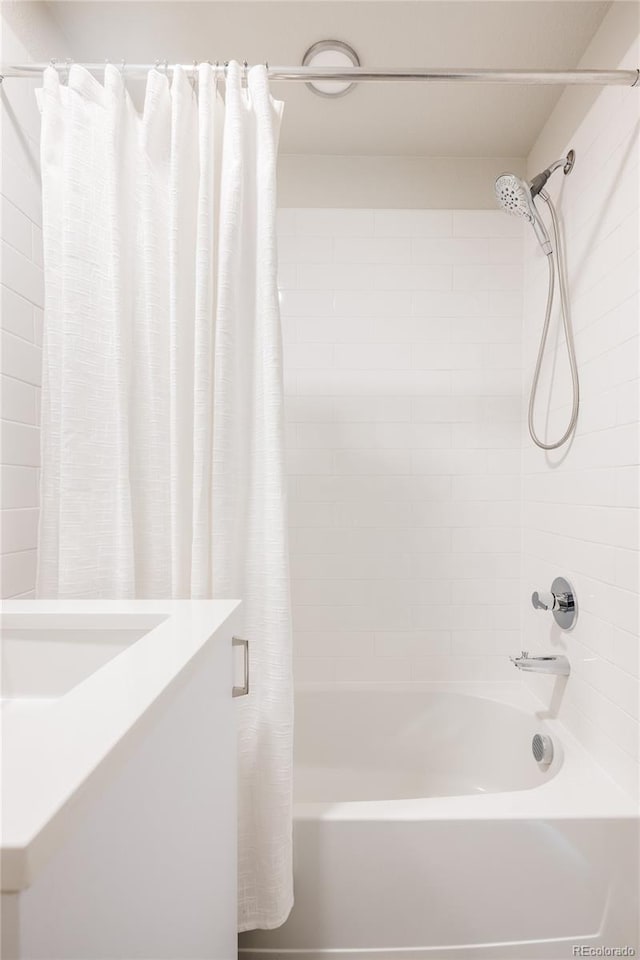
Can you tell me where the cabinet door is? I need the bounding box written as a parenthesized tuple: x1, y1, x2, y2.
(16, 611, 240, 960)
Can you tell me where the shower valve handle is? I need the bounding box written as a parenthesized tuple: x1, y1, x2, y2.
(532, 590, 555, 611)
(531, 577, 577, 630)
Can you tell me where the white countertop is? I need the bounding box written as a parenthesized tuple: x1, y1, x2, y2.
(1, 599, 241, 892)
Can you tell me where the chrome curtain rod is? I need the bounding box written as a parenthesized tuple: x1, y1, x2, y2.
(1, 62, 639, 86)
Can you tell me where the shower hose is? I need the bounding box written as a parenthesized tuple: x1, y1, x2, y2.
(528, 188, 580, 450)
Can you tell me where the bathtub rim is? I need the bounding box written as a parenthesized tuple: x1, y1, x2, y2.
(292, 680, 637, 821)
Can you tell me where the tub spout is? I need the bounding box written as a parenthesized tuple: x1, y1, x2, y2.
(510, 651, 570, 676)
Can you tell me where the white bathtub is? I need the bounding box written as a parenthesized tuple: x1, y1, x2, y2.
(240, 682, 638, 960)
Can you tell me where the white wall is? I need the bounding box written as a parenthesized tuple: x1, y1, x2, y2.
(278, 207, 524, 682)
(0, 3, 69, 598)
(277, 155, 527, 210)
(520, 1, 639, 798)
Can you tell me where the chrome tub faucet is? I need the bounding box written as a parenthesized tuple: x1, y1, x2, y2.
(510, 651, 570, 676)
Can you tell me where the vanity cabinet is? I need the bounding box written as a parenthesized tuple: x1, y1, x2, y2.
(1, 601, 241, 960)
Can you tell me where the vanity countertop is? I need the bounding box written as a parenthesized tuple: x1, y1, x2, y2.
(1, 599, 241, 892)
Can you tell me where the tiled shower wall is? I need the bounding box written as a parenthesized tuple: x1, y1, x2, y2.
(278, 208, 524, 682)
(520, 16, 639, 798)
(0, 9, 54, 598)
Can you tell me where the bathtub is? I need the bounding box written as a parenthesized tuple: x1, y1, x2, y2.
(239, 682, 638, 960)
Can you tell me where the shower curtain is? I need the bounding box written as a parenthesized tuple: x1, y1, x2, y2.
(36, 61, 293, 932)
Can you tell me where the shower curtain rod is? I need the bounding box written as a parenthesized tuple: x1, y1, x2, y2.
(1, 62, 639, 86)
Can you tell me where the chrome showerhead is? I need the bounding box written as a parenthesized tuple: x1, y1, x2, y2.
(494, 151, 575, 256)
(494, 173, 552, 255)
(495, 173, 534, 217)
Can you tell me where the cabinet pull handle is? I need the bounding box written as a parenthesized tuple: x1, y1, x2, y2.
(232, 637, 249, 698)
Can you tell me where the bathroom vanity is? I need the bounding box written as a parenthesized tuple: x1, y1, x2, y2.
(1, 600, 242, 960)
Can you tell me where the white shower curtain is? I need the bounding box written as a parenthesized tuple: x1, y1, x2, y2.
(36, 61, 293, 931)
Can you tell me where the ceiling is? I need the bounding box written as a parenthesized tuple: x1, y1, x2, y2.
(47, 1, 612, 157)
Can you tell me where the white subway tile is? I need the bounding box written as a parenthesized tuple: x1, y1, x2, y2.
(1, 374, 37, 424)
(489, 239, 524, 265)
(288, 500, 335, 528)
(0, 420, 40, 466)
(451, 421, 521, 449)
(334, 448, 413, 476)
(451, 369, 521, 397)
(453, 264, 523, 292)
(1, 242, 43, 307)
(488, 291, 523, 317)
(277, 264, 297, 289)
(452, 528, 520, 554)
(279, 290, 334, 318)
(452, 475, 520, 501)
(335, 499, 414, 528)
(295, 631, 374, 658)
(333, 396, 411, 422)
(450, 317, 520, 344)
(410, 343, 483, 370)
(278, 235, 332, 263)
(334, 237, 410, 264)
(286, 449, 334, 475)
(411, 395, 478, 423)
(334, 290, 412, 318)
(1, 196, 33, 258)
(276, 209, 296, 236)
(1, 507, 38, 553)
(374, 631, 451, 657)
(411, 655, 514, 681)
(297, 263, 377, 290)
(296, 368, 451, 396)
(452, 211, 523, 238)
(293, 657, 337, 682)
(412, 238, 490, 265)
(398, 423, 452, 449)
(1, 549, 37, 599)
(617, 467, 639, 508)
(451, 630, 520, 655)
(336, 658, 412, 681)
(334, 343, 410, 370)
(1, 154, 42, 225)
(1, 284, 33, 339)
(295, 208, 374, 237)
(412, 291, 490, 318)
(0, 465, 39, 508)
(374, 209, 453, 237)
(374, 264, 453, 291)
(412, 449, 487, 476)
(286, 343, 334, 369)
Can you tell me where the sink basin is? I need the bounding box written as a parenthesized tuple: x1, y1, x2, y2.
(1, 614, 166, 700)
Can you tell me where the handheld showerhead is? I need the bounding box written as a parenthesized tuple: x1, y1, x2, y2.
(493, 150, 580, 452)
(494, 173, 552, 254)
(494, 151, 575, 255)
